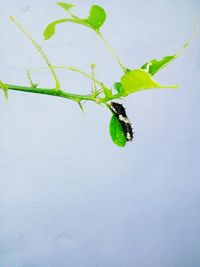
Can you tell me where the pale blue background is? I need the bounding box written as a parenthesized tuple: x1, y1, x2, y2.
(0, 0, 200, 266)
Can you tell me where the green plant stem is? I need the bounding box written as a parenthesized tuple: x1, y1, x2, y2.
(5, 83, 122, 104)
(9, 16, 61, 90)
(6, 84, 95, 101)
(91, 64, 98, 96)
(173, 16, 199, 58)
(97, 31, 127, 73)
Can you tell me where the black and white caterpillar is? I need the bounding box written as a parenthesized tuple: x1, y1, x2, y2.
(110, 102, 134, 141)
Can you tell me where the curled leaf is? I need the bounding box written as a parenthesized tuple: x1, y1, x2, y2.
(121, 69, 178, 96)
(110, 115, 126, 147)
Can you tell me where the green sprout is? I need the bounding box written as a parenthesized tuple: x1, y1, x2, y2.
(0, 3, 198, 147)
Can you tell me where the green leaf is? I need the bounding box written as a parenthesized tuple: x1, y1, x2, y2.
(141, 55, 175, 76)
(85, 5, 106, 30)
(43, 4, 106, 40)
(110, 115, 126, 147)
(140, 19, 198, 75)
(44, 20, 60, 40)
(121, 69, 178, 96)
(57, 2, 75, 12)
(44, 19, 81, 40)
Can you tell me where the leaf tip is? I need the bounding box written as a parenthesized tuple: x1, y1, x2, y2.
(43, 35, 49, 41)
(43, 24, 55, 40)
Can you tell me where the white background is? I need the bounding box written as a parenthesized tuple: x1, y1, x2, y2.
(0, 0, 200, 266)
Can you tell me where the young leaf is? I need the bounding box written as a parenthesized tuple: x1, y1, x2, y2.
(110, 115, 127, 147)
(43, 4, 106, 40)
(43, 18, 83, 40)
(85, 5, 106, 30)
(121, 69, 178, 96)
(57, 2, 75, 12)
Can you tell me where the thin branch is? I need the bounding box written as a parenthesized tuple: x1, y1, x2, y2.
(30, 65, 104, 88)
(5, 83, 121, 104)
(97, 31, 127, 73)
(6, 84, 98, 102)
(9, 16, 61, 90)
